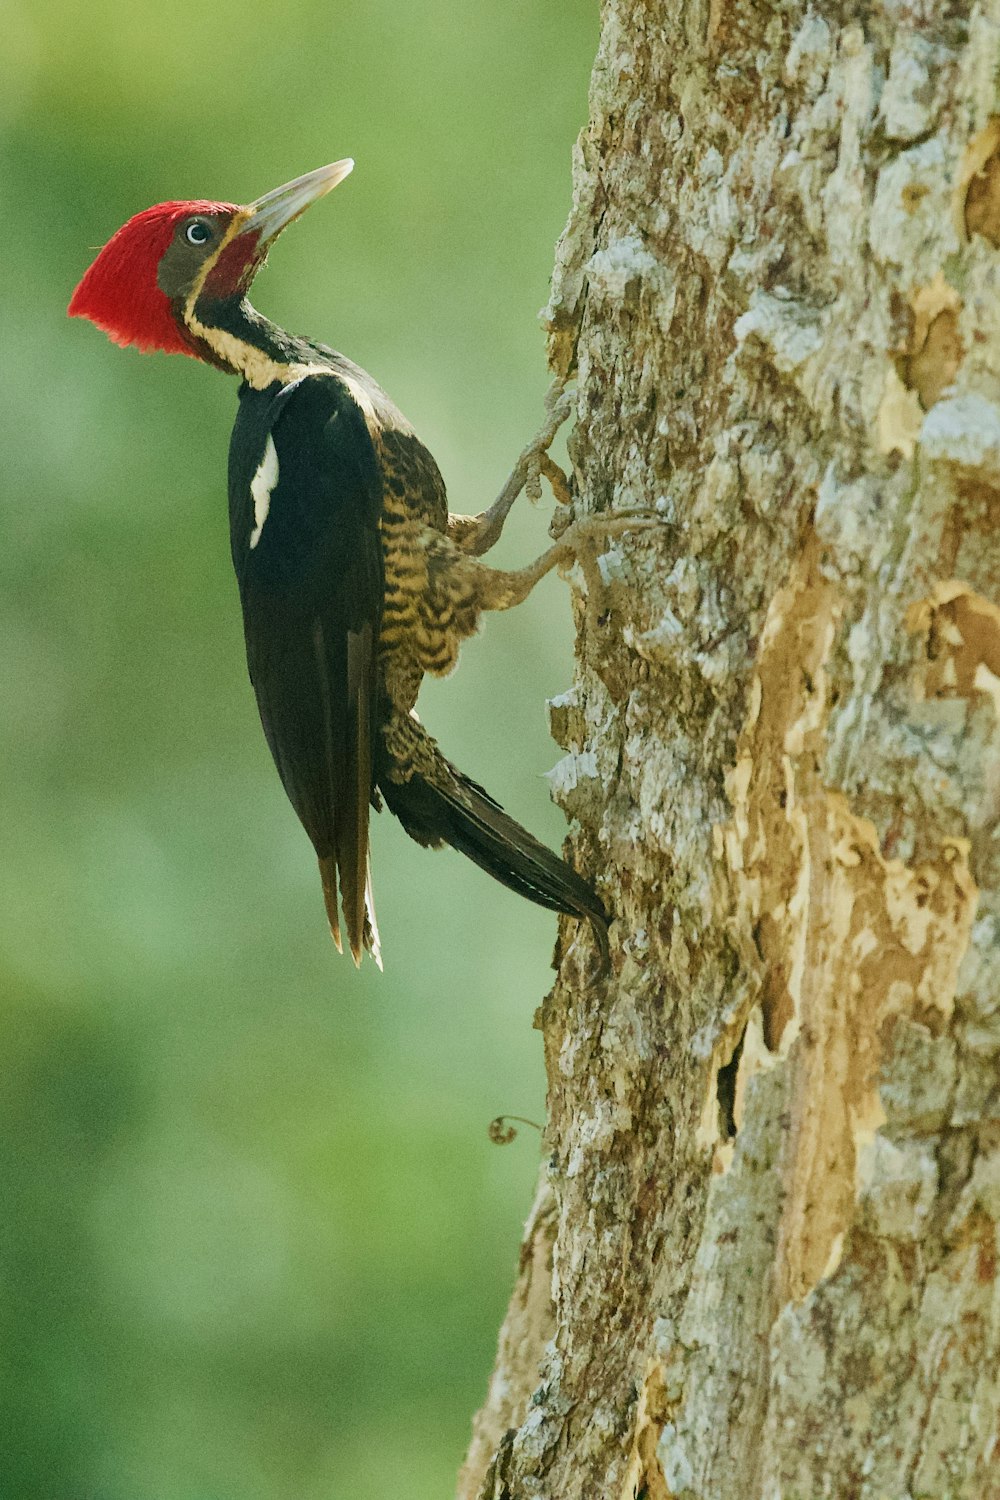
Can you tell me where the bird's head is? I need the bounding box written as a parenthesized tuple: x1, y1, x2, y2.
(68, 159, 354, 360)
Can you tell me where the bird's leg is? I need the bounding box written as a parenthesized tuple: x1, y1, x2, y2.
(414, 510, 660, 683)
(447, 379, 574, 557)
(552, 511, 663, 620)
(460, 511, 661, 613)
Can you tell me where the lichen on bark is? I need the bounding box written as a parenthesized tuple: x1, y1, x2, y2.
(460, 3, 1000, 1497)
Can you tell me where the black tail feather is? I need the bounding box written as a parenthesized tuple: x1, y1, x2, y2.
(381, 758, 609, 966)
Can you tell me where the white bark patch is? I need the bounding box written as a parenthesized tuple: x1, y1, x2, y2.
(856, 1134, 938, 1240)
(249, 436, 279, 550)
(586, 235, 659, 300)
(733, 290, 823, 375)
(920, 392, 1000, 481)
(879, 34, 941, 142)
(869, 136, 959, 273)
(783, 12, 833, 89)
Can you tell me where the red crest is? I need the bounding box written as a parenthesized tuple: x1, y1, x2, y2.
(68, 200, 238, 356)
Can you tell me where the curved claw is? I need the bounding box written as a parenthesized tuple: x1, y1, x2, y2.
(451, 379, 576, 557)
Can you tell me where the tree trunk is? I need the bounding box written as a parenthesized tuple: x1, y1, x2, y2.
(459, 1, 1000, 1496)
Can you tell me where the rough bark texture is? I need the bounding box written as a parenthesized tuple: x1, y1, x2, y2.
(459, 3, 1000, 1498)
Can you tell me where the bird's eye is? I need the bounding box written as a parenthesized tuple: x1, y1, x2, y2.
(184, 220, 212, 246)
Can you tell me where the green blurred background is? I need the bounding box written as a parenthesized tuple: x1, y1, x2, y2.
(0, 3, 596, 1496)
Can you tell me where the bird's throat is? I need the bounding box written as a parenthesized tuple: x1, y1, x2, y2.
(183, 295, 324, 388)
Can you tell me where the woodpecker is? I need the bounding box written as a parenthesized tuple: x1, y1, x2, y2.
(68, 160, 609, 969)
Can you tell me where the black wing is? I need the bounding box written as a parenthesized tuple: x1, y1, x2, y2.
(229, 375, 384, 965)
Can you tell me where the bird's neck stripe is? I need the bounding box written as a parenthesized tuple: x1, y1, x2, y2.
(184, 307, 317, 388)
(339, 374, 381, 431)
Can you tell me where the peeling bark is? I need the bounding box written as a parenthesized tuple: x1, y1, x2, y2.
(461, 3, 1000, 1497)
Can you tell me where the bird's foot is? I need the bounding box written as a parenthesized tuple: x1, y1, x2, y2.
(453, 379, 574, 557)
(549, 507, 663, 553)
(547, 509, 662, 609)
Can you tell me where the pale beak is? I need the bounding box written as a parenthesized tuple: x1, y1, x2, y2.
(238, 159, 355, 243)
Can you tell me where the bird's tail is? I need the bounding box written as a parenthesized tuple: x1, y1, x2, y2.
(318, 853, 382, 971)
(378, 729, 609, 967)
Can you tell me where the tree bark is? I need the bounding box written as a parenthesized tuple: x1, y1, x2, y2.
(459, 3, 1000, 1497)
